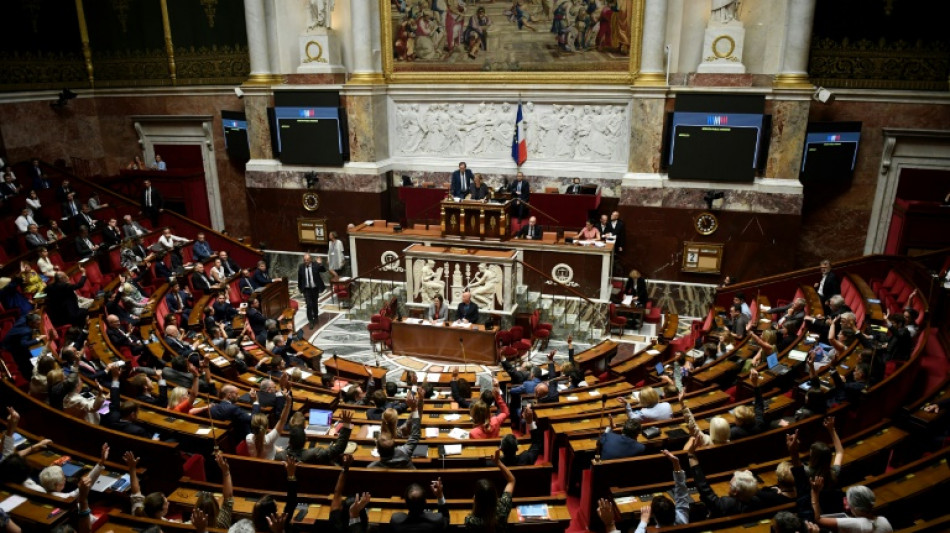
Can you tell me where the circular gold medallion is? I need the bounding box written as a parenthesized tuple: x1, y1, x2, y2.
(302, 192, 320, 211)
(695, 211, 719, 235)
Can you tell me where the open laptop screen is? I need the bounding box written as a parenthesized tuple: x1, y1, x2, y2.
(309, 409, 332, 426)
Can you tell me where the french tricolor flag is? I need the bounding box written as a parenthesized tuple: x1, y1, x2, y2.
(512, 102, 527, 167)
(299, 109, 315, 117)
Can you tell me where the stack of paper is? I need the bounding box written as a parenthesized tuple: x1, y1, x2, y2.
(0, 495, 27, 512)
(426, 373, 441, 383)
(447, 428, 470, 440)
(425, 427, 440, 438)
(443, 414, 461, 421)
(788, 350, 809, 361)
(442, 444, 463, 456)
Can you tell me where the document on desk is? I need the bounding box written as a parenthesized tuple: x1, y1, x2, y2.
(425, 427, 440, 438)
(415, 372, 427, 383)
(442, 444, 463, 455)
(443, 414, 461, 421)
(0, 494, 27, 512)
(646, 349, 660, 355)
(788, 350, 809, 361)
(588, 390, 601, 398)
(404, 318, 423, 325)
(426, 373, 441, 383)
(447, 428, 470, 440)
(566, 395, 579, 401)
(452, 321, 472, 329)
(622, 295, 633, 306)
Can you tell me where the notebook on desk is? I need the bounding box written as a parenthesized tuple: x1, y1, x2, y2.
(767, 353, 790, 376)
(306, 409, 333, 435)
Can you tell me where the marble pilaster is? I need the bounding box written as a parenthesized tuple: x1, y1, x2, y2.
(343, 87, 388, 163)
(634, 0, 669, 86)
(619, 184, 803, 215)
(243, 91, 273, 160)
(348, 0, 383, 83)
(243, 0, 272, 81)
(246, 168, 388, 192)
(628, 95, 667, 173)
(765, 98, 810, 180)
(774, 0, 817, 88)
(262, 0, 282, 76)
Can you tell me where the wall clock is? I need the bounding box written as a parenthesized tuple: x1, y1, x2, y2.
(694, 211, 719, 235)
(302, 192, 320, 211)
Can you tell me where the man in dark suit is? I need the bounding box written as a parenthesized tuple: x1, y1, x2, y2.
(105, 314, 146, 359)
(54, 178, 74, 203)
(516, 216, 542, 240)
(102, 366, 152, 438)
(596, 214, 610, 237)
(500, 405, 544, 466)
(211, 385, 260, 438)
(566, 177, 582, 194)
(251, 260, 281, 289)
(26, 159, 43, 183)
(237, 268, 255, 296)
(46, 267, 88, 327)
(507, 171, 530, 220)
(245, 297, 267, 338)
(608, 211, 626, 252)
(24, 224, 48, 249)
(449, 162, 474, 199)
(814, 259, 840, 308)
(456, 290, 479, 324)
(389, 479, 449, 532)
(190, 263, 216, 292)
(74, 226, 99, 259)
(218, 251, 240, 277)
(238, 377, 286, 414)
(164, 325, 200, 358)
(101, 217, 123, 248)
(213, 292, 238, 323)
(141, 179, 164, 226)
(298, 253, 326, 326)
(61, 191, 81, 221)
(122, 214, 148, 238)
(165, 280, 192, 315)
(72, 204, 98, 232)
(599, 416, 645, 460)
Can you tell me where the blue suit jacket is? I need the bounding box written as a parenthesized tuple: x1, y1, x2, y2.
(450, 169, 474, 198)
(251, 269, 272, 289)
(599, 430, 645, 460)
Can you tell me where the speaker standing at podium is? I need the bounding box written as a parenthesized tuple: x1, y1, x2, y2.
(450, 162, 475, 199)
(298, 253, 326, 327)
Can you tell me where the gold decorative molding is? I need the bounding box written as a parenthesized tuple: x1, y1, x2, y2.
(159, 0, 176, 84)
(347, 72, 386, 85)
(377, 0, 643, 84)
(632, 72, 666, 87)
(75, 0, 94, 86)
(246, 73, 286, 85)
(809, 37, 949, 91)
(772, 73, 813, 89)
(304, 41, 327, 64)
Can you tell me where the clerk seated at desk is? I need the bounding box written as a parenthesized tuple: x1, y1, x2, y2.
(456, 290, 479, 324)
(621, 269, 647, 307)
(427, 295, 448, 321)
(576, 219, 601, 241)
(466, 174, 491, 202)
(516, 216, 542, 240)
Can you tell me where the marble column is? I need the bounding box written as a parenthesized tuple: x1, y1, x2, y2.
(262, 0, 282, 78)
(773, 0, 817, 89)
(633, 0, 669, 86)
(243, 0, 274, 84)
(628, 93, 667, 172)
(343, 86, 388, 162)
(348, 0, 384, 84)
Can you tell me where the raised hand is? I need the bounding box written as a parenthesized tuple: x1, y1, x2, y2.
(749, 368, 760, 386)
(214, 451, 230, 473)
(6, 407, 19, 427)
(523, 404, 534, 425)
(547, 349, 556, 361)
(823, 416, 836, 431)
(266, 512, 287, 533)
(192, 508, 208, 533)
(596, 498, 616, 531)
(78, 474, 93, 501)
(430, 477, 443, 499)
(341, 410, 354, 425)
(350, 492, 371, 518)
(678, 388, 686, 405)
(660, 449, 681, 470)
(283, 456, 297, 478)
(99, 443, 110, 464)
(342, 454, 354, 470)
(640, 504, 652, 524)
(786, 429, 800, 455)
(124, 451, 139, 470)
(491, 448, 502, 466)
(616, 397, 629, 406)
(924, 404, 940, 414)
(811, 475, 825, 494)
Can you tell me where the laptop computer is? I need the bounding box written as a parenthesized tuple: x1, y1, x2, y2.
(306, 409, 333, 435)
(766, 353, 790, 376)
(655, 362, 666, 375)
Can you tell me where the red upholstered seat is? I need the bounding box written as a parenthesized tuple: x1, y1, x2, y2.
(644, 301, 662, 325)
(608, 304, 627, 338)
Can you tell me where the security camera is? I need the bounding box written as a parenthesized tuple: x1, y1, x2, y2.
(812, 87, 835, 104)
(234, 87, 244, 99)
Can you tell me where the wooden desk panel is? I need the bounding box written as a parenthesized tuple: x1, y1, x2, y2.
(391, 320, 497, 364)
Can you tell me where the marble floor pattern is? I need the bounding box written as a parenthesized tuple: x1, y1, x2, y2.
(287, 288, 672, 389)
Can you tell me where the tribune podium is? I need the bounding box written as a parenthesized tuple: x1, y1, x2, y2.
(440, 199, 512, 240)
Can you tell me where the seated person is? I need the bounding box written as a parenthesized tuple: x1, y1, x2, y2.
(516, 216, 542, 240)
(367, 389, 407, 420)
(599, 415, 645, 460)
(620, 269, 647, 307)
(576, 219, 600, 241)
(277, 410, 354, 464)
(251, 260, 281, 289)
(450, 369, 473, 408)
(426, 295, 448, 321)
(469, 380, 509, 439)
(467, 173, 490, 201)
(618, 386, 673, 422)
(368, 389, 423, 469)
(456, 290, 479, 324)
(192, 233, 214, 262)
(687, 438, 767, 517)
(499, 405, 543, 466)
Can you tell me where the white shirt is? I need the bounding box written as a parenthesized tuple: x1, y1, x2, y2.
(37, 257, 55, 276)
(328, 240, 345, 271)
(834, 516, 892, 533)
(26, 197, 41, 211)
(246, 428, 280, 460)
(63, 391, 104, 425)
(15, 215, 35, 233)
(158, 233, 189, 250)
